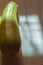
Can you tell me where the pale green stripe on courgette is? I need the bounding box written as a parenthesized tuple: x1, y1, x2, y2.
(2, 1, 18, 26)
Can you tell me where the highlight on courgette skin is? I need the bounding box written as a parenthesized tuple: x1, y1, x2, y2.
(2, 1, 19, 25)
(0, 1, 21, 55)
